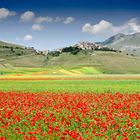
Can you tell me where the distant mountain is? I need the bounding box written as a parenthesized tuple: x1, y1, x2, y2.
(98, 32, 140, 55)
(99, 33, 125, 45)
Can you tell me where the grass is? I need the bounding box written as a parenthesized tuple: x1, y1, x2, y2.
(1, 50, 140, 74)
(0, 68, 140, 93)
(0, 79, 140, 93)
(0, 64, 140, 94)
(46, 51, 140, 74)
(0, 42, 46, 68)
(0, 67, 48, 75)
(6, 55, 46, 67)
(0, 66, 102, 75)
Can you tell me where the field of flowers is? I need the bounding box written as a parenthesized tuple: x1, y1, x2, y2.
(0, 91, 140, 140)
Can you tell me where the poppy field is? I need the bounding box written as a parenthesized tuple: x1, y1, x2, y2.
(0, 75, 140, 140)
(0, 92, 140, 140)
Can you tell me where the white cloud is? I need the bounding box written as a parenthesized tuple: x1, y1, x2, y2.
(64, 17, 75, 24)
(23, 35, 33, 41)
(127, 18, 140, 32)
(20, 13, 75, 25)
(35, 16, 53, 23)
(0, 8, 16, 19)
(31, 24, 43, 31)
(55, 17, 63, 22)
(82, 20, 112, 34)
(82, 18, 140, 37)
(20, 11, 35, 22)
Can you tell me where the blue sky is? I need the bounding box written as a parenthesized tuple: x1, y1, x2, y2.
(0, 0, 140, 50)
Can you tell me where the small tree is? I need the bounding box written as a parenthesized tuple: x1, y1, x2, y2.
(10, 47, 14, 52)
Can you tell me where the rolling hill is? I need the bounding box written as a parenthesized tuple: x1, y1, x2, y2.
(45, 51, 140, 74)
(0, 38, 140, 74)
(0, 40, 25, 48)
(0, 40, 46, 68)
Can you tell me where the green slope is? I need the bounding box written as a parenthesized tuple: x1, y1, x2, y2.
(45, 51, 140, 74)
(1, 40, 140, 74)
(0, 40, 25, 48)
(0, 40, 46, 68)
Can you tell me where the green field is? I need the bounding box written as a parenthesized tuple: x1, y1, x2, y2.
(46, 51, 140, 74)
(1, 79, 140, 93)
(0, 67, 102, 75)
(0, 67, 140, 93)
(1, 48, 140, 74)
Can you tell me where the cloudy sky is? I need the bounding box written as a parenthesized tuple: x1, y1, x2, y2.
(0, 0, 140, 50)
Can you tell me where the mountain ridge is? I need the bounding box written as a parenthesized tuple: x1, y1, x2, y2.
(98, 32, 140, 55)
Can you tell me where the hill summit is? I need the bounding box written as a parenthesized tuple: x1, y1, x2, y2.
(98, 32, 140, 55)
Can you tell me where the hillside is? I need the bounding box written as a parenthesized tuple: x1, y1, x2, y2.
(99, 33, 140, 55)
(0, 39, 140, 74)
(0, 40, 26, 48)
(0, 40, 46, 68)
(45, 51, 140, 74)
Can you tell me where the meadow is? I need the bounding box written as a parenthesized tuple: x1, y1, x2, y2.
(0, 72, 140, 140)
(0, 78, 140, 93)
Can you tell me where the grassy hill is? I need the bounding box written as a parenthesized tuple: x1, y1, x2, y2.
(45, 51, 140, 74)
(0, 40, 26, 48)
(0, 40, 46, 68)
(0, 40, 140, 74)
